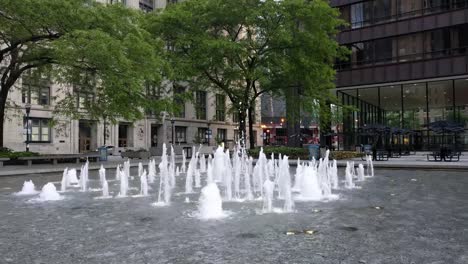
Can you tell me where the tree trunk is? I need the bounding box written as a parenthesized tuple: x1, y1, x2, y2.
(248, 106, 255, 149)
(319, 102, 332, 149)
(238, 109, 247, 148)
(0, 84, 11, 149)
(285, 86, 301, 147)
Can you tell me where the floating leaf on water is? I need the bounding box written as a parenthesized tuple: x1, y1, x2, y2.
(285, 231, 296, 235)
(411, 179, 417, 182)
(373, 206, 384, 210)
(313, 209, 321, 213)
(339, 226, 358, 232)
(304, 230, 317, 235)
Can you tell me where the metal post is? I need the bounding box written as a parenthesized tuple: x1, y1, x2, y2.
(171, 118, 175, 144)
(103, 115, 107, 146)
(25, 103, 31, 152)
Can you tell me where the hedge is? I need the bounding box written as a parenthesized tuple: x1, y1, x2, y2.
(0, 148, 39, 159)
(248, 147, 363, 161)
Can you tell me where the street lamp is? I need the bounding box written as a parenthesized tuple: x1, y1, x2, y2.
(170, 117, 175, 144)
(25, 103, 31, 152)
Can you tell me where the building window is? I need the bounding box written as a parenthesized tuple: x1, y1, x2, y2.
(175, 126, 187, 143)
(195, 91, 207, 120)
(232, 112, 239, 123)
(76, 92, 94, 109)
(215, 94, 226, 121)
(174, 85, 185, 118)
(22, 75, 50, 106)
(217, 128, 226, 143)
(118, 124, 130, 147)
(24, 118, 51, 142)
(197, 127, 208, 144)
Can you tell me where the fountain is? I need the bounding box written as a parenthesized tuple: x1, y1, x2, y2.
(366, 155, 374, 177)
(297, 165, 322, 201)
(79, 161, 89, 192)
(15, 180, 39, 195)
(66, 168, 79, 187)
(200, 154, 207, 173)
(223, 149, 233, 201)
(206, 159, 214, 184)
(194, 169, 201, 188)
(329, 160, 339, 189)
(175, 166, 180, 177)
(185, 154, 195, 194)
(345, 162, 356, 189)
(181, 149, 187, 173)
(140, 169, 149, 196)
(138, 162, 143, 178)
(169, 145, 176, 187)
(292, 159, 302, 192)
(155, 143, 171, 205)
(197, 183, 226, 220)
(262, 178, 275, 213)
(123, 159, 130, 180)
(148, 159, 156, 184)
(101, 180, 110, 198)
(357, 164, 365, 181)
(38, 183, 62, 201)
(213, 146, 225, 183)
(244, 157, 254, 200)
(99, 165, 106, 185)
(117, 167, 129, 197)
(115, 165, 121, 180)
(60, 168, 68, 192)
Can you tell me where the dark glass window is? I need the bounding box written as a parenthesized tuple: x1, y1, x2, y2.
(195, 91, 207, 120)
(197, 127, 208, 144)
(217, 128, 226, 143)
(173, 85, 186, 118)
(402, 83, 427, 130)
(215, 94, 226, 121)
(22, 74, 50, 106)
(175, 126, 187, 143)
(118, 123, 130, 147)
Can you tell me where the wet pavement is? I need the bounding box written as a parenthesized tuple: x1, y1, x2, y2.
(1, 168, 467, 264)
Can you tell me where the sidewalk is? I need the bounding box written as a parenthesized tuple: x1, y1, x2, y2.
(1, 152, 467, 177)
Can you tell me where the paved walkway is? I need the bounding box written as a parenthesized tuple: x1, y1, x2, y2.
(0, 152, 467, 176)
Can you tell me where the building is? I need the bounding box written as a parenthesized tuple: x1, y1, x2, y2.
(2, 0, 262, 154)
(260, 93, 320, 146)
(332, 0, 468, 151)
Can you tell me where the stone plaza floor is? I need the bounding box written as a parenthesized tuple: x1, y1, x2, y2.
(0, 167, 467, 264)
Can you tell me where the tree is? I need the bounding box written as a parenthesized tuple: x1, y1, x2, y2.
(0, 0, 165, 148)
(148, 0, 345, 148)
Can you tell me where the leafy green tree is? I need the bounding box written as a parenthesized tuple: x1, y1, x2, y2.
(0, 0, 165, 147)
(148, 0, 345, 148)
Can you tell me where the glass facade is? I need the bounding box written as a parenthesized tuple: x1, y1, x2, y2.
(337, 78, 468, 150)
(339, 0, 468, 29)
(338, 25, 468, 69)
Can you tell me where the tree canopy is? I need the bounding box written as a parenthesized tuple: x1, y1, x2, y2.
(0, 0, 166, 147)
(148, 0, 346, 147)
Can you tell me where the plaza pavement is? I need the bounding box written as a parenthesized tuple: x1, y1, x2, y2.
(0, 151, 467, 177)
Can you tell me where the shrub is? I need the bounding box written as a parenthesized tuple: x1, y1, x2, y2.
(248, 146, 309, 160)
(0, 150, 40, 159)
(329, 151, 363, 160)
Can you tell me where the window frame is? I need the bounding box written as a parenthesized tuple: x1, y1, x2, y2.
(24, 117, 51, 143)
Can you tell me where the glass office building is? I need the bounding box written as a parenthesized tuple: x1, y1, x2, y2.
(331, 0, 468, 150)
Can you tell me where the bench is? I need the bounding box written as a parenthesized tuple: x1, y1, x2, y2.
(376, 150, 389, 161)
(18, 153, 100, 167)
(427, 151, 442, 161)
(0, 158, 9, 167)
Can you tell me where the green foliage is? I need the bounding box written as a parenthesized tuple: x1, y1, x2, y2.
(248, 147, 309, 160)
(147, 0, 346, 144)
(0, 0, 167, 146)
(0, 148, 39, 159)
(329, 151, 363, 160)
